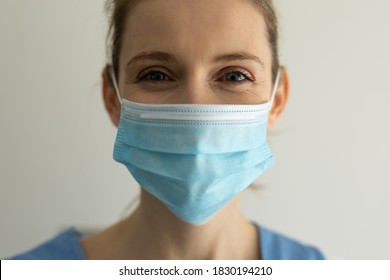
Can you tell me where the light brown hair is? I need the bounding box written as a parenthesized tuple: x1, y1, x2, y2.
(105, 0, 279, 81)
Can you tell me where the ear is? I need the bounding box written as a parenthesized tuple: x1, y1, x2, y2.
(268, 66, 290, 128)
(102, 66, 121, 127)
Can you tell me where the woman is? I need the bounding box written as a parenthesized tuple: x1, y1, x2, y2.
(10, 0, 324, 260)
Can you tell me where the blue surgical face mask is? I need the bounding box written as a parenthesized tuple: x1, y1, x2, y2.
(111, 70, 281, 225)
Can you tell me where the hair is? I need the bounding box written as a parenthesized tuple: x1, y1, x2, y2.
(104, 0, 279, 82)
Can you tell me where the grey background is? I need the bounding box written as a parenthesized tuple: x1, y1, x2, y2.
(1, 0, 389, 259)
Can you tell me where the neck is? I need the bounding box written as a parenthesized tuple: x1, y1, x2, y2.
(82, 190, 260, 260)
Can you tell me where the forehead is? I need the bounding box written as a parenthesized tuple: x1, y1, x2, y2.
(121, 0, 271, 66)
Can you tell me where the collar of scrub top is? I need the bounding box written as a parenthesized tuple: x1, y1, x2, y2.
(110, 67, 281, 106)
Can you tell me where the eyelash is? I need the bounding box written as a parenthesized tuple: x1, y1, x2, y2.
(223, 70, 254, 83)
(137, 69, 253, 83)
(138, 69, 172, 82)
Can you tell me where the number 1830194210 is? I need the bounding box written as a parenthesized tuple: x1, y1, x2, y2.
(212, 266, 273, 276)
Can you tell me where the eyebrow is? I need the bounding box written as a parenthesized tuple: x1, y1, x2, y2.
(213, 52, 265, 69)
(126, 51, 178, 67)
(126, 51, 265, 68)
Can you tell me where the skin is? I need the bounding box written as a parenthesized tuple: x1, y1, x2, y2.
(83, 0, 289, 260)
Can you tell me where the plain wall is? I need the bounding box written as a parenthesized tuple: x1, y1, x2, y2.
(1, 0, 389, 259)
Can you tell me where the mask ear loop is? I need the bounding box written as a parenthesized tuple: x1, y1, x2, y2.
(110, 68, 123, 105)
(270, 68, 281, 105)
(110, 67, 280, 106)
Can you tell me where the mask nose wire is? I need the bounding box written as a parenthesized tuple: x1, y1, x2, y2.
(110, 69, 123, 105)
(270, 68, 282, 105)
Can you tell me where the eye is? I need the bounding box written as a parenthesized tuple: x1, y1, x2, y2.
(221, 70, 253, 83)
(138, 70, 172, 82)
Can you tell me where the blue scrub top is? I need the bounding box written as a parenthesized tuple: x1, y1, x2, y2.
(8, 224, 324, 260)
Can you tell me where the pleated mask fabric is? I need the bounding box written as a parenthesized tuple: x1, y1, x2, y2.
(112, 70, 280, 225)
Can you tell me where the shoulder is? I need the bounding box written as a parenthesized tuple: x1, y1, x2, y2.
(258, 225, 325, 260)
(7, 228, 85, 260)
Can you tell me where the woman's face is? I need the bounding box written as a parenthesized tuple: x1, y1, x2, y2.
(117, 0, 274, 105)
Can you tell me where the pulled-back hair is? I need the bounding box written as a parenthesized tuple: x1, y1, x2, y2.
(105, 0, 279, 81)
